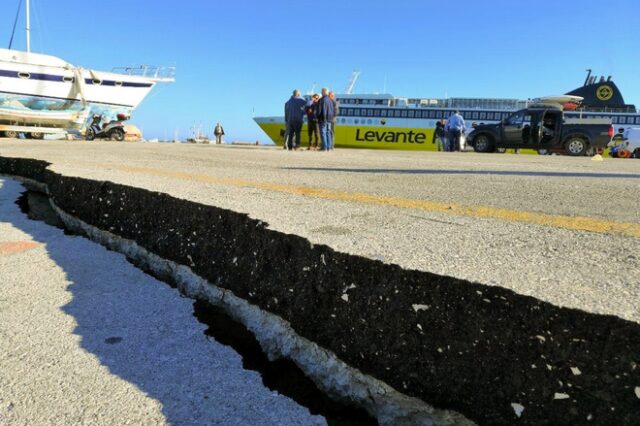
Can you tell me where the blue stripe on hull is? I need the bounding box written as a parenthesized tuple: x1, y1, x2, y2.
(0, 69, 153, 88)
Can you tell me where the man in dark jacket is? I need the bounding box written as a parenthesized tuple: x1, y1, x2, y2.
(305, 94, 320, 150)
(284, 89, 307, 150)
(317, 87, 335, 151)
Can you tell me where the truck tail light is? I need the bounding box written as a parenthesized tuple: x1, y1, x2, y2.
(608, 125, 614, 138)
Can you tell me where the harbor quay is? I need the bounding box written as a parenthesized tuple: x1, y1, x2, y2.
(1, 139, 639, 425)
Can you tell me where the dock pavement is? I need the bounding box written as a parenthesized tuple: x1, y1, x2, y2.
(1, 140, 638, 322)
(1, 139, 639, 425)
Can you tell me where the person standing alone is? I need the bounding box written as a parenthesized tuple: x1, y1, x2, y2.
(213, 122, 225, 144)
(284, 89, 307, 150)
(317, 88, 335, 151)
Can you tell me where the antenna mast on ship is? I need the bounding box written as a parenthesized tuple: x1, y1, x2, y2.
(344, 70, 360, 94)
(26, 0, 31, 52)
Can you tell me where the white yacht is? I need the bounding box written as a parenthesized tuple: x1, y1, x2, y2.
(0, 0, 174, 136)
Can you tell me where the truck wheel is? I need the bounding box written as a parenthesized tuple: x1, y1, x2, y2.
(4, 130, 18, 138)
(110, 128, 125, 141)
(634, 149, 640, 159)
(86, 128, 96, 141)
(564, 136, 588, 156)
(473, 134, 494, 153)
(29, 132, 44, 140)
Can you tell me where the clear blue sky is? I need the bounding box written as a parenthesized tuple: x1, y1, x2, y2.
(4, 0, 639, 141)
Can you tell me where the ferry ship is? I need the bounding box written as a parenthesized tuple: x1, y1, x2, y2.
(254, 70, 639, 150)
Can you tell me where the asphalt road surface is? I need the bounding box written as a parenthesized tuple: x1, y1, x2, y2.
(1, 140, 638, 324)
(0, 177, 327, 425)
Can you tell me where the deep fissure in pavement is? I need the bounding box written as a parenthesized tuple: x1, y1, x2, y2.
(16, 190, 65, 230)
(3, 156, 640, 426)
(193, 300, 377, 426)
(15, 188, 377, 426)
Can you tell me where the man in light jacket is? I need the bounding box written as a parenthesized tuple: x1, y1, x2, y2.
(445, 110, 466, 152)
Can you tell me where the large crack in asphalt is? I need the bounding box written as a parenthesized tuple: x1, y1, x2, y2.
(15, 188, 378, 426)
(3, 156, 639, 426)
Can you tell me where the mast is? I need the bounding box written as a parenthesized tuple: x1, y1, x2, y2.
(583, 69, 592, 87)
(26, 0, 31, 52)
(344, 70, 360, 95)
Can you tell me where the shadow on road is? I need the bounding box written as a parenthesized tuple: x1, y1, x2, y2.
(0, 178, 328, 426)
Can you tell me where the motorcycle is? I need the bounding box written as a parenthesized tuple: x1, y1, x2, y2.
(86, 113, 128, 141)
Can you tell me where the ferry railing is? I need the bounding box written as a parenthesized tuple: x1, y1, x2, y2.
(111, 65, 176, 82)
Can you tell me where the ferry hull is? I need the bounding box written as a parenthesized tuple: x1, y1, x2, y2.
(254, 119, 552, 155)
(256, 120, 439, 151)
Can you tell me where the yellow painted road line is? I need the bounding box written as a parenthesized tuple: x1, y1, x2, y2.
(104, 164, 640, 238)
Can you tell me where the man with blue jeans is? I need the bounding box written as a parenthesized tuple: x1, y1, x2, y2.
(284, 89, 307, 150)
(317, 87, 335, 151)
(445, 110, 466, 152)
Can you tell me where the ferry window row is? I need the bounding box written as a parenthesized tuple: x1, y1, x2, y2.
(567, 114, 640, 125)
(340, 108, 511, 121)
(337, 118, 376, 125)
(338, 108, 640, 125)
(611, 116, 640, 125)
(338, 99, 388, 106)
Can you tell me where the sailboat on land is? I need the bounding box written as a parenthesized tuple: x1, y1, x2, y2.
(0, 0, 174, 135)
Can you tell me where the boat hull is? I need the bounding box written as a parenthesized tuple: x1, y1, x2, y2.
(0, 93, 131, 129)
(0, 48, 159, 129)
(0, 104, 89, 128)
(0, 65, 155, 109)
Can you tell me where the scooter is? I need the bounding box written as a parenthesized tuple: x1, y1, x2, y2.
(609, 142, 634, 158)
(86, 113, 128, 141)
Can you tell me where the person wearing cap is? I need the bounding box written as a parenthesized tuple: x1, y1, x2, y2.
(305, 94, 320, 150)
(444, 110, 466, 152)
(284, 89, 307, 150)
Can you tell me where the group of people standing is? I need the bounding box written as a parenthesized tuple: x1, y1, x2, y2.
(284, 88, 337, 151)
(433, 110, 467, 152)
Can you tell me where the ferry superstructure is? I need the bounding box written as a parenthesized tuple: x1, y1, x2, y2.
(254, 71, 639, 150)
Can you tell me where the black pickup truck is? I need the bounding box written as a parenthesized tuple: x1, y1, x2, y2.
(468, 104, 613, 155)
